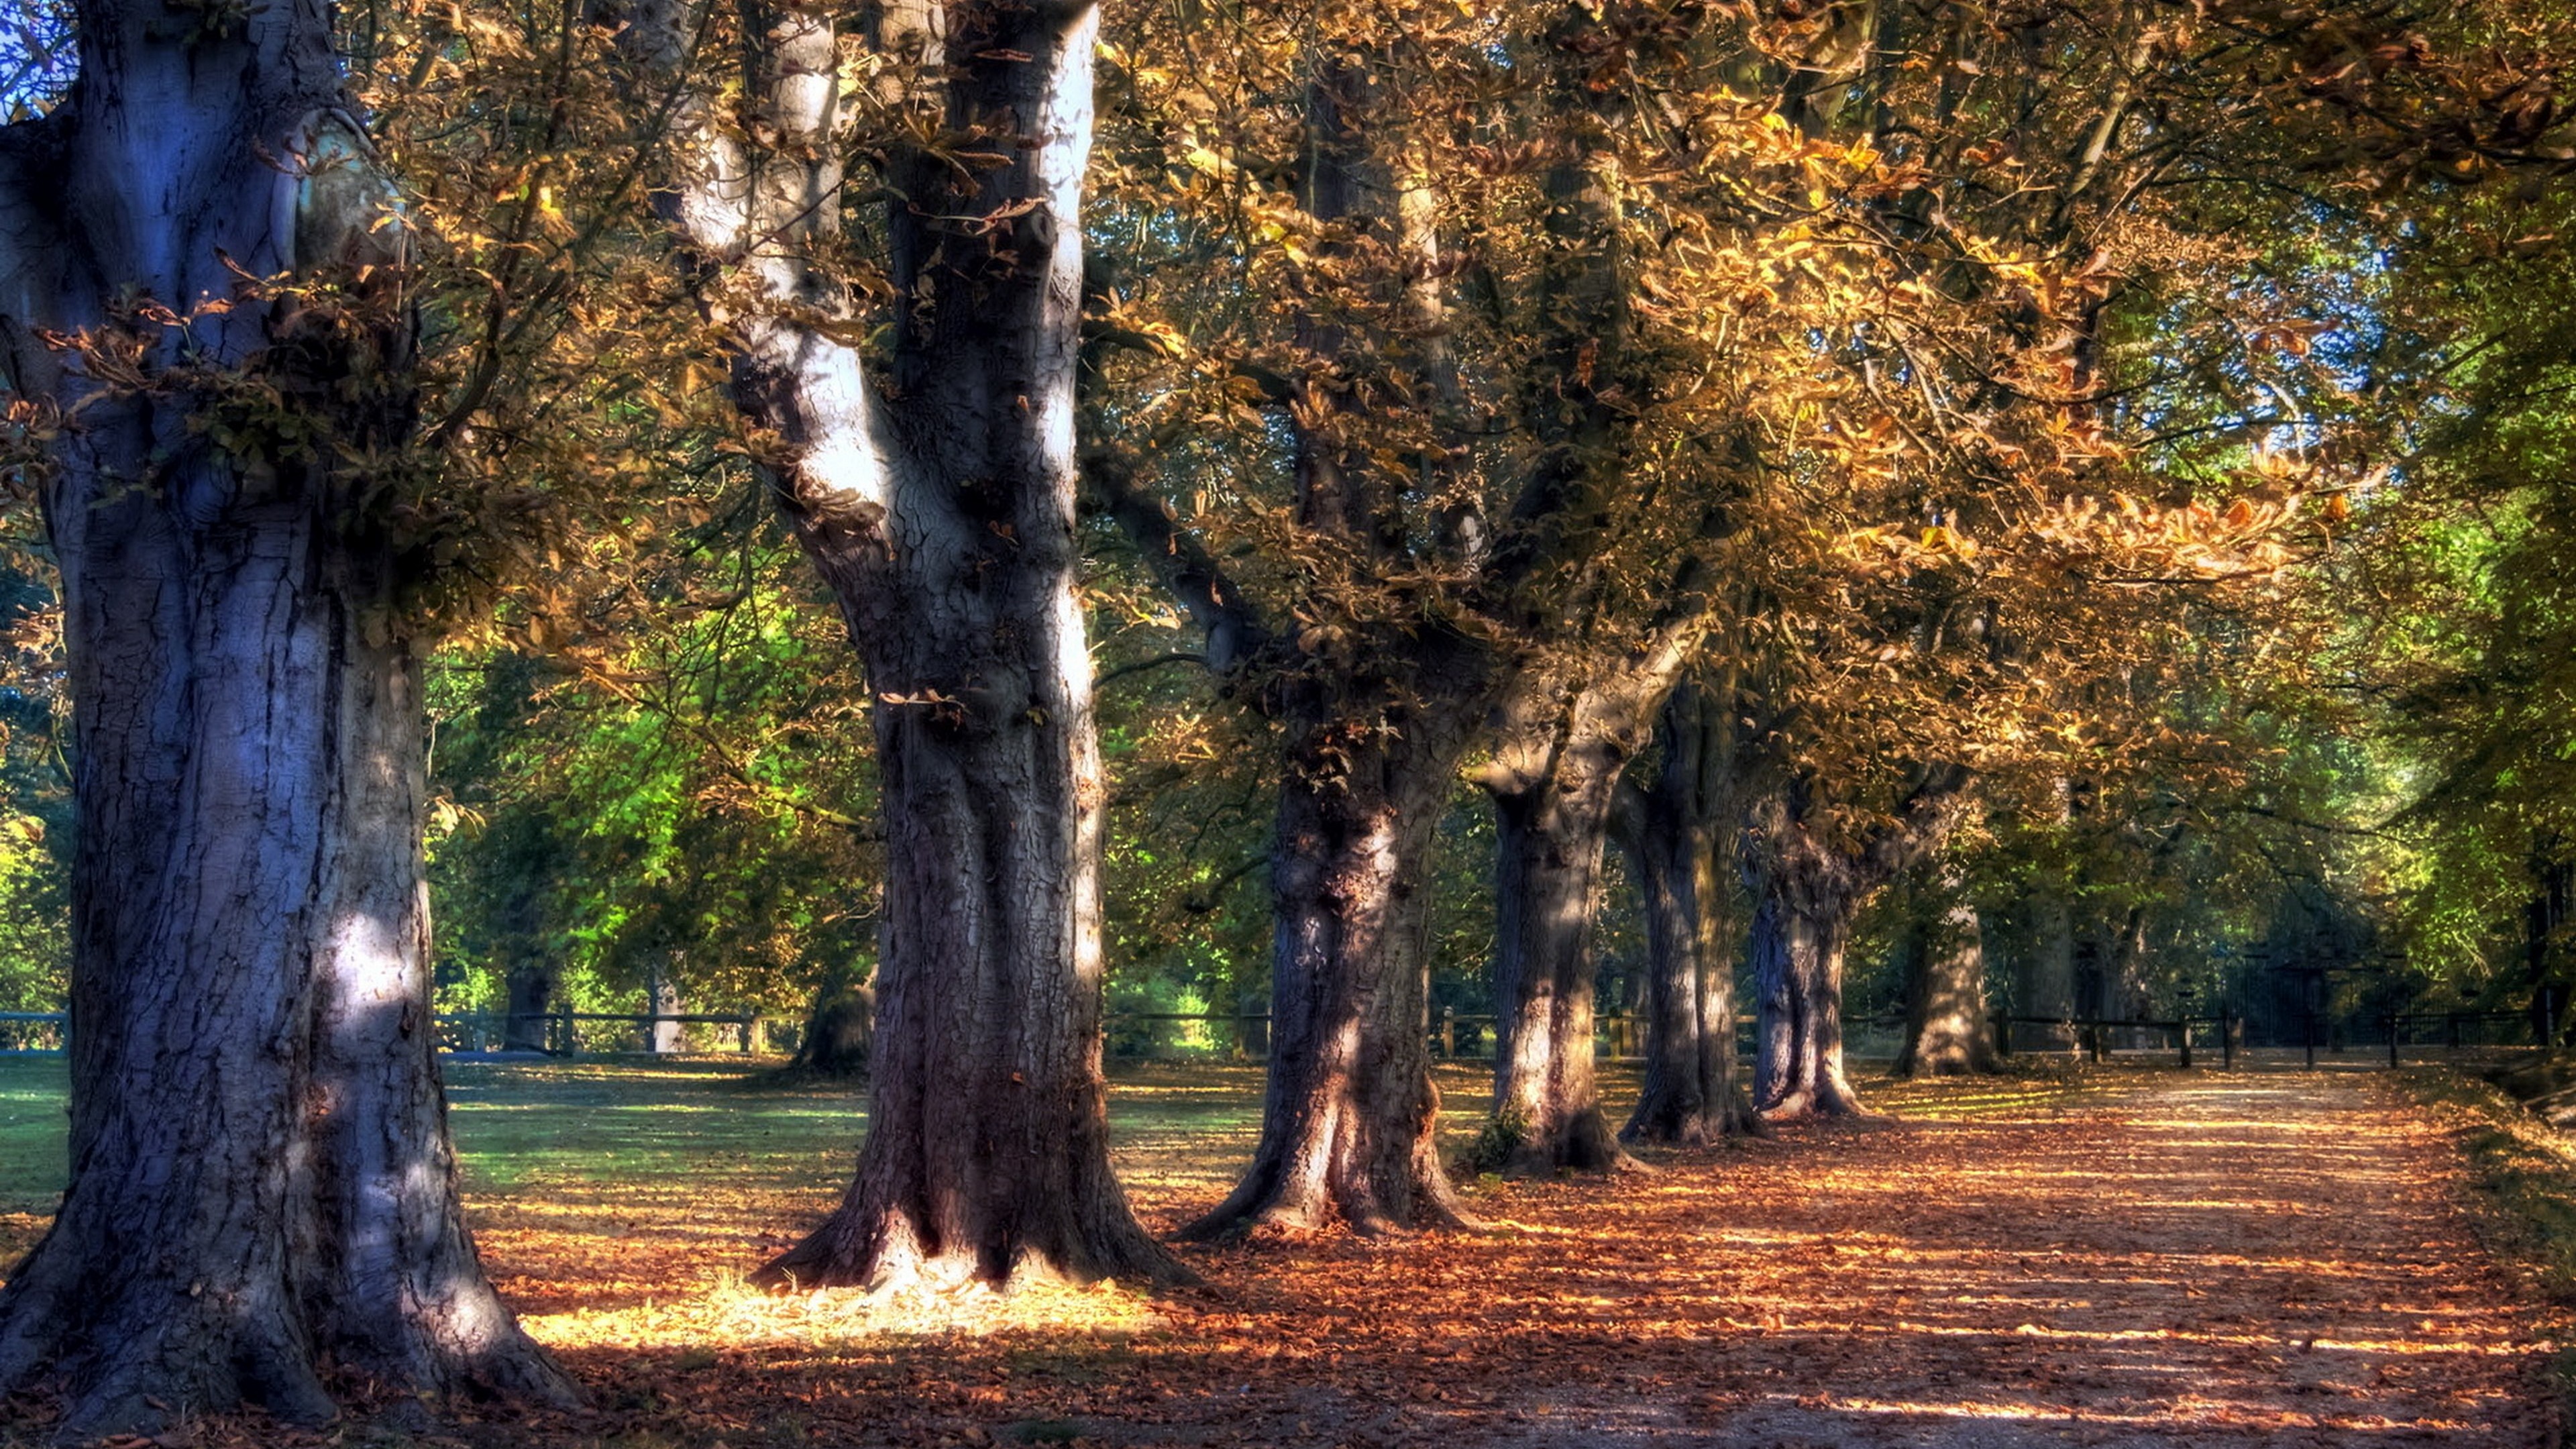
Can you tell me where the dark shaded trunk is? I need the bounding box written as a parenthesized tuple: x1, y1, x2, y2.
(1182, 680, 1478, 1237)
(0, 7, 568, 1434)
(791, 968, 875, 1078)
(634, 0, 1177, 1291)
(2017, 882, 2078, 1052)
(1482, 761, 1630, 1174)
(1894, 876, 1996, 1077)
(502, 957, 557, 1053)
(1748, 880, 1868, 1120)
(1619, 686, 1754, 1144)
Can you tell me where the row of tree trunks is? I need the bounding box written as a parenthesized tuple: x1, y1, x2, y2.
(0, 5, 572, 1432)
(632, 0, 1177, 1289)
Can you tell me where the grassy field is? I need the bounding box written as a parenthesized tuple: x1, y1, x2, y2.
(0, 1051, 2107, 1279)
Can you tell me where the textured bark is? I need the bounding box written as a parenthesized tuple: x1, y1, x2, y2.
(1177, 58, 1494, 1238)
(1746, 771, 1969, 1123)
(0, 3, 569, 1434)
(1181, 669, 1481, 1238)
(1483, 762, 1631, 1175)
(1894, 875, 1997, 1077)
(1748, 875, 1868, 1120)
(1477, 658, 1689, 1173)
(635, 0, 1175, 1289)
(1619, 686, 1756, 1144)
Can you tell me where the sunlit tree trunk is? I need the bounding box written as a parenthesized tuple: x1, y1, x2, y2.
(1483, 737, 1633, 1174)
(1183, 676, 1480, 1236)
(1894, 869, 1996, 1077)
(1180, 58, 1490, 1237)
(634, 0, 1176, 1288)
(1617, 684, 1756, 1144)
(0, 6, 570, 1432)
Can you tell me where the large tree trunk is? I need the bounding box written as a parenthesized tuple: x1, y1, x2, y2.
(1483, 757, 1631, 1174)
(1894, 874, 1996, 1077)
(1619, 686, 1755, 1144)
(1181, 684, 1477, 1237)
(635, 0, 1175, 1291)
(1748, 884, 1869, 1120)
(1744, 769, 1970, 1122)
(0, 9, 568, 1436)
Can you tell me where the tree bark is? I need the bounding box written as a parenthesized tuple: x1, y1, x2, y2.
(1748, 873, 1869, 1120)
(1894, 873, 1996, 1077)
(1482, 753, 1631, 1174)
(1619, 684, 1756, 1144)
(0, 6, 569, 1434)
(631, 0, 1177, 1290)
(1745, 769, 1970, 1122)
(1181, 672, 1480, 1237)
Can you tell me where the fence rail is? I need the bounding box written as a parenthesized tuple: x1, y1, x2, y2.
(0, 1004, 2561, 1066)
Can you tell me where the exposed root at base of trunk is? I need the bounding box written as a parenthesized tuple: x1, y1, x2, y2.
(1756, 1077, 1886, 1126)
(1495, 1107, 1645, 1177)
(1622, 1089, 1772, 1146)
(1892, 1049, 2003, 1079)
(757, 1201, 1195, 1295)
(0, 1230, 572, 1444)
(1178, 1165, 1484, 1243)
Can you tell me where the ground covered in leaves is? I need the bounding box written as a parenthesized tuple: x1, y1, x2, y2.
(0, 1058, 2561, 1446)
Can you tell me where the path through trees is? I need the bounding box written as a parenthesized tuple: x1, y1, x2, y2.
(161, 1063, 2551, 1448)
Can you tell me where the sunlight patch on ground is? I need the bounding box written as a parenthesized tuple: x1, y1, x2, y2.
(519, 1273, 1164, 1354)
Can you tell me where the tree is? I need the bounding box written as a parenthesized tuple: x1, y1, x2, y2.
(1615, 680, 1760, 1142)
(0, 0, 571, 1432)
(627, 0, 1179, 1289)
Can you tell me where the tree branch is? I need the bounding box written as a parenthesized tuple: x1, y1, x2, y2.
(1082, 444, 1273, 674)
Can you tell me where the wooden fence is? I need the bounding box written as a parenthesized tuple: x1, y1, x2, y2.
(0, 1005, 2556, 1066)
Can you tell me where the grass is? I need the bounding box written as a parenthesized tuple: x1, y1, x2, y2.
(0, 1051, 2103, 1278)
(0, 1054, 1526, 1273)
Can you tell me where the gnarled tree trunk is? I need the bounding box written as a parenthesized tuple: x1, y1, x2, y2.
(1619, 684, 1756, 1144)
(633, 0, 1176, 1290)
(0, 15, 569, 1432)
(1181, 673, 1480, 1237)
(1746, 769, 1969, 1122)
(1748, 873, 1868, 1120)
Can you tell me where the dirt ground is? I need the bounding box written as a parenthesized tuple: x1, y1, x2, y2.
(498, 1069, 2559, 1448)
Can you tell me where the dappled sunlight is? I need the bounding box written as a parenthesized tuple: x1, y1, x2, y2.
(0, 1057, 2550, 1444)
(462, 1065, 2557, 1444)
